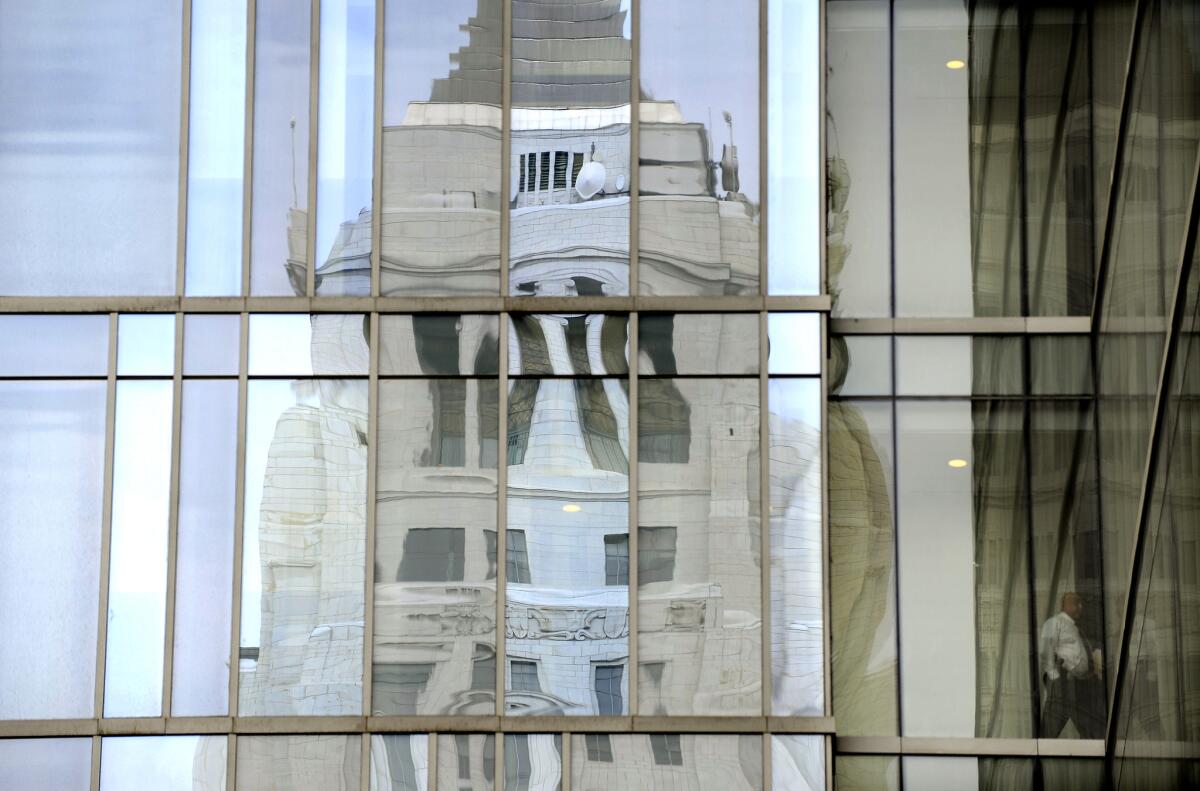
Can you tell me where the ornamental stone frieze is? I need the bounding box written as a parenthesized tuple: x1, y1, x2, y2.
(505, 604, 629, 640)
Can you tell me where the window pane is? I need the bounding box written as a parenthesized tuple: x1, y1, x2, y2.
(248, 313, 369, 376)
(117, 314, 176, 376)
(895, 336, 1023, 397)
(638, 314, 758, 375)
(594, 665, 623, 715)
(825, 0, 891, 317)
(829, 399, 897, 735)
(0, 382, 105, 719)
(604, 535, 629, 586)
(504, 734, 561, 791)
(771, 735, 825, 791)
(379, 315, 500, 375)
(511, 660, 541, 693)
(509, 0, 631, 296)
(239, 379, 368, 715)
(183, 313, 241, 376)
(507, 375, 629, 715)
(831, 335, 892, 397)
(768, 313, 821, 375)
(172, 379, 238, 716)
(0, 738, 92, 789)
(510, 315, 628, 376)
(237, 735, 361, 791)
(250, 0, 311, 296)
(639, 0, 759, 296)
(104, 380, 174, 717)
(0, 1, 181, 296)
(571, 735, 761, 788)
(375, 378, 497, 715)
(770, 378, 823, 715)
(437, 734, 494, 791)
(638, 378, 760, 715)
(767, 0, 820, 296)
(185, 0, 247, 296)
(0, 315, 108, 377)
(315, 0, 375, 297)
(100, 736, 227, 791)
(835, 756, 899, 790)
(370, 734, 429, 791)
(381, 0, 501, 295)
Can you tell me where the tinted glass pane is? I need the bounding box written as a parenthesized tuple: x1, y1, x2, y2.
(509, 0, 631, 296)
(0, 1, 181, 296)
(771, 735, 825, 791)
(835, 756, 899, 790)
(830, 335, 891, 397)
(250, 0, 312, 296)
(507, 376, 629, 715)
(381, 0, 502, 295)
(239, 378, 368, 715)
(638, 378, 760, 715)
(237, 735, 362, 790)
(375, 379, 497, 715)
(185, 0, 247, 296)
(770, 378, 823, 715)
(510, 315, 628, 376)
(825, 0, 891, 317)
(639, 0, 759, 296)
(172, 379, 238, 716)
(437, 734, 494, 791)
(104, 380, 174, 717)
(0, 738, 91, 790)
(0, 315, 109, 377)
(767, 0, 820, 296)
(828, 399, 897, 735)
(570, 734, 761, 788)
(0, 382, 105, 719)
(379, 314, 500, 375)
(100, 736, 227, 791)
(315, 0, 375, 297)
(370, 734, 429, 791)
(183, 313, 241, 376)
(638, 314, 757, 375)
(117, 314, 176, 376)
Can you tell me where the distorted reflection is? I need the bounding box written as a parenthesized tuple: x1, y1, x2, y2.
(638, 313, 757, 375)
(509, 0, 632, 296)
(771, 735, 825, 791)
(237, 735, 361, 791)
(638, 378, 761, 715)
(639, 0, 759, 295)
(570, 734, 761, 789)
(380, 314, 499, 375)
(370, 734, 429, 791)
(381, 0, 502, 295)
(0, 738, 92, 788)
(506, 316, 630, 715)
(505, 734, 562, 791)
(99, 736, 227, 791)
(437, 734, 494, 791)
(239, 316, 369, 715)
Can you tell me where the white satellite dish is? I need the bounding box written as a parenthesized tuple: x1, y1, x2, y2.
(576, 160, 606, 200)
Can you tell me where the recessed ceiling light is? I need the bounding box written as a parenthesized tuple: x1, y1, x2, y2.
(947, 458, 969, 468)
(946, 59, 967, 70)
(562, 503, 582, 513)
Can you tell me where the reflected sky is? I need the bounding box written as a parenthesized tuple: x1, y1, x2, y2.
(100, 737, 226, 791)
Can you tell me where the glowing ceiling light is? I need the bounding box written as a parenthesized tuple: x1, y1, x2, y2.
(947, 458, 969, 469)
(562, 503, 582, 513)
(946, 59, 967, 70)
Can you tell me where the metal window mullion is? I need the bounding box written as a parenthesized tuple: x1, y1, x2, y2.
(1104, 140, 1200, 762)
(228, 733, 237, 791)
(370, 0, 383, 298)
(820, 314, 832, 716)
(228, 313, 251, 718)
(628, 313, 640, 716)
(364, 313, 380, 720)
(161, 314, 187, 716)
(241, 0, 257, 297)
(93, 313, 119, 722)
(500, 0, 511, 299)
(494, 730, 504, 791)
(359, 732, 370, 791)
(759, 312, 771, 737)
(561, 730, 571, 791)
(90, 733, 102, 791)
(630, 0, 640, 296)
(497, 313, 510, 714)
(428, 731, 438, 790)
(306, 0, 320, 298)
(758, 0, 767, 297)
(176, 0, 194, 298)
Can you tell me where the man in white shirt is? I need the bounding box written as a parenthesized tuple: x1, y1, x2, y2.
(1040, 592, 1104, 738)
